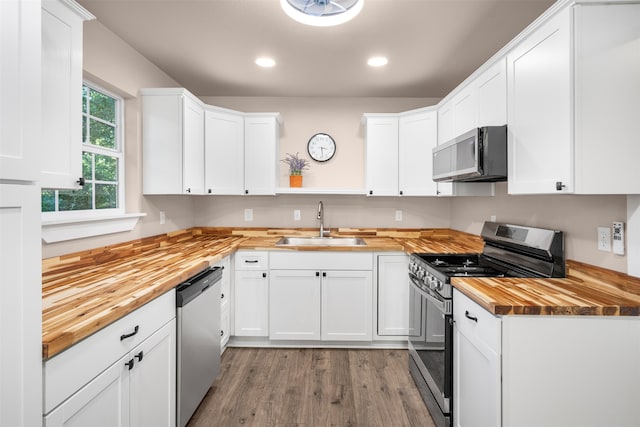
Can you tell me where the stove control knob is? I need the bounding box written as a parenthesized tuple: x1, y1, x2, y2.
(429, 277, 437, 290)
(417, 268, 426, 280)
(436, 280, 444, 291)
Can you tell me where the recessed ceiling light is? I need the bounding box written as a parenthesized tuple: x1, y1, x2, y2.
(255, 57, 276, 68)
(280, 0, 364, 27)
(367, 56, 388, 67)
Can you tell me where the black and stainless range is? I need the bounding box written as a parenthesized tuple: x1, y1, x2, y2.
(408, 221, 565, 427)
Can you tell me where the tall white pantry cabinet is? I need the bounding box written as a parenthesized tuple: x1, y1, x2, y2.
(0, 0, 42, 425)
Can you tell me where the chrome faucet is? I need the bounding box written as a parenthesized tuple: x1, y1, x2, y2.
(317, 201, 329, 237)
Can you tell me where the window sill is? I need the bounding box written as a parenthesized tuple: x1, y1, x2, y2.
(42, 213, 146, 243)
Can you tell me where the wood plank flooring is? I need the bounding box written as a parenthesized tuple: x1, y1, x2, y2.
(187, 348, 435, 427)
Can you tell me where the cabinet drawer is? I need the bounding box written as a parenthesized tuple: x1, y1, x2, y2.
(270, 251, 373, 270)
(453, 289, 501, 354)
(44, 290, 176, 414)
(234, 251, 268, 270)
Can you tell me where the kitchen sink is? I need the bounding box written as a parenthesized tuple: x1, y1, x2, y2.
(275, 236, 367, 247)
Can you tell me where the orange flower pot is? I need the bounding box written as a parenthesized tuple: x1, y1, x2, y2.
(289, 175, 303, 187)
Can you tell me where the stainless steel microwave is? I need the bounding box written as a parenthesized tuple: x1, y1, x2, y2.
(432, 125, 507, 182)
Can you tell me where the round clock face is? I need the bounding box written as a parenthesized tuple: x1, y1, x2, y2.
(307, 133, 336, 162)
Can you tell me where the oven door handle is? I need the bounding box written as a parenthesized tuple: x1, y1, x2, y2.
(409, 275, 448, 314)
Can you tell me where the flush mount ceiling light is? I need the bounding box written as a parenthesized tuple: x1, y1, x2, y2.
(255, 57, 276, 68)
(280, 0, 364, 27)
(367, 56, 388, 67)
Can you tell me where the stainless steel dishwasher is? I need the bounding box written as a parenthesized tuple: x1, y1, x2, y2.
(176, 266, 223, 427)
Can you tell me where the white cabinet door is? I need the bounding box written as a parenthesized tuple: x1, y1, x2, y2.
(141, 89, 204, 195)
(204, 109, 244, 195)
(213, 256, 232, 350)
(269, 270, 321, 340)
(129, 320, 176, 427)
(573, 3, 640, 194)
(398, 111, 438, 196)
(0, 0, 40, 181)
(507, 7, 572, 194)
(477, 58, 507, 127)
(452, 86, 477, 136)
(244, 115, 279, 195)
(364, 116, 399, 196)
(376, 255, 411, 337)
(321, 270, 373, 341)
(453, 290, 501, 427)
(182, 95, 205, 195)
(41, 0, 93, 189)
(437, 100, 454, 145)
(1, 184, 42, 427)
(44, 355, 129, 427)
(234, 270, 269, 336)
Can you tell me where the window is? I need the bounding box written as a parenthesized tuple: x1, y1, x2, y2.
(42, 82, 124, 216)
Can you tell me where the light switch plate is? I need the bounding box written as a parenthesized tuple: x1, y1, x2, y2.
(294, 209, 301, 221)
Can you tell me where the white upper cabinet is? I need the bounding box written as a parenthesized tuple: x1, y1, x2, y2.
(204, 108, 244, 195)
(41, 0, 94, 189)
(507, 7, 572, 195)
(437, 100, 454, 145)
(0, 0, 41, 182)
(507, 2, 640, 194)
(141, 88, 205, 195)
(364, 115, 399, 196)
(476, 58, 507, 127)
(244, 114, 280, 195)
(451, 84, 478, 136)
(398, 109, 438, 196)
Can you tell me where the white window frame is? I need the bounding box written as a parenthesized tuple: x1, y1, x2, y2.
(41, 81, 145, 243)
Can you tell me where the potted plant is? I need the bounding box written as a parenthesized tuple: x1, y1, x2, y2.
(281, 152, 310, 187)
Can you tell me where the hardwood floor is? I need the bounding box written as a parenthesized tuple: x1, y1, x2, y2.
(187, 347, 436, 427)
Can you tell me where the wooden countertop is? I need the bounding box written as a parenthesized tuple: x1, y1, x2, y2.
(452, 260, 640, 316)
(42, 227, 640, 359)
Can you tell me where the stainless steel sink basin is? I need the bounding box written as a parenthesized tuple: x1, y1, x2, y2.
(275, 236, 367, 247)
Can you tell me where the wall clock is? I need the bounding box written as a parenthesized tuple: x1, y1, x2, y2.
(307, 133, 336, 162)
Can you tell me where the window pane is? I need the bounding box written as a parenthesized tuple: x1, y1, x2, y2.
(82, 115, 87, 143)
(41, 190, 55, 212)
(88, 88, 115, 123)
(95, 184, 117, 209)
(89, 118, 116, 149)
(95, 154, 117, 182)
(82, 151, 92, 180)
(58, 186, 92, 211)
(82, 86, 88, 114)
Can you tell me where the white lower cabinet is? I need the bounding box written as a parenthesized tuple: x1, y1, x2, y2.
(212, 256, 232, 351)
(269, 270, 321, 340)
(269, 251, 373, 342)
(321, 270, 373, 341)
(44, 291, 176, 427)
(234, 251, 269, 337)
(453, 289, 501, 427)
(376, 254, 416, 338)
(454, 288, 640, 427)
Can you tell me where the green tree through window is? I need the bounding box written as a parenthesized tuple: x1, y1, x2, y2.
(42, 83, 123, 214)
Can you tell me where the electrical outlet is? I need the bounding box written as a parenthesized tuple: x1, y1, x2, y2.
(597, 227, 611, 252)
(395, 210, 403, 221)
(490, 215, 497, 222)
(613, 221, 625, 255)
(294, 209, 301, 221)
(159, 211, 165, 225)
(244, 208, 253, 222)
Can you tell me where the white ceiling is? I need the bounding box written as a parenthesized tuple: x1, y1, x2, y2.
(78, 0, 555, 98)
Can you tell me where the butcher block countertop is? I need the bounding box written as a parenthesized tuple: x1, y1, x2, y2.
(42, 227, 640, 359)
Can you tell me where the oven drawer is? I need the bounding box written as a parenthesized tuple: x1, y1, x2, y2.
(453, 289, 501, 354)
